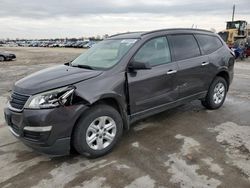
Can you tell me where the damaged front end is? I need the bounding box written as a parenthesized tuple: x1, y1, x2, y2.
(24, 85, 77, 109)
(4, 85, 90, 156)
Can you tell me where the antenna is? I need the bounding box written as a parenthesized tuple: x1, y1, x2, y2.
(232, 4, 235, 21)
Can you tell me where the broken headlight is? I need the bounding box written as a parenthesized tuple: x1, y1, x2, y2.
(24, 86, 75, 109)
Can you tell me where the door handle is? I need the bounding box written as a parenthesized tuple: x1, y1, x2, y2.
(167, 70, 177, 75)
(201, 62, 210, 66)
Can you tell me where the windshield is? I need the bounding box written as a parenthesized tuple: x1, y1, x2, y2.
(71, 39, 138, 69)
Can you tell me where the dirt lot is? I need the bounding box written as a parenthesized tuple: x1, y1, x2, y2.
(0, 47, 250, 188)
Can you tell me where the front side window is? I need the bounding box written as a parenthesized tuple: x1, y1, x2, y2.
(133, 37, 171, 66)
(71, 39, 137, 69)
(169, 34, 201, 61)
(195, 34, 223, 54)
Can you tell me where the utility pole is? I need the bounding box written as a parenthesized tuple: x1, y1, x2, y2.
(232, 4, 235, 22)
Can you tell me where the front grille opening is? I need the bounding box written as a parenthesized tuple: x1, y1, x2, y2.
(9, 92, 30, 110)
(23, 130, 50, 142)
(23, 131, 41, 140)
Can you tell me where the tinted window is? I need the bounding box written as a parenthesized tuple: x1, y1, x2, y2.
(169, 34, 200, 61)
(196, 34, 223, 54)
(133, 37, 171, 66)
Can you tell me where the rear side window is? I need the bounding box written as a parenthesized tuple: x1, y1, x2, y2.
(168, 34, 201, 61)
(133, 37, 171, 66)
(195, 34, 223, 54)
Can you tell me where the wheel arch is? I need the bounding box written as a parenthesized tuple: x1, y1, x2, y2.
(71, 94, 129, 141)
(91, 96, 129, 131)
(69, 95, 129, 154)
(216, 70, 230, 91)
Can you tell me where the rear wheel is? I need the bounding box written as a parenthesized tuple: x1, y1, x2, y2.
(201, 76, 227, 109)
(0, 56, 5, 62)
(73, 104, 123, 158)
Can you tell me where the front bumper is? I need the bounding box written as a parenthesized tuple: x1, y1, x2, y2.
(4, 104, 88, 156)
(6, 54, 16, 60)
(23, 137, 71, 156)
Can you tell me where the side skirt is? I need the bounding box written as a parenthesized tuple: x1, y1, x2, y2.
(129, 91, 207, 124)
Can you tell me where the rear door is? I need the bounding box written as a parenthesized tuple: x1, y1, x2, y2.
(168, 34, 209, 98)
(127, 36, 179, 114)
(195, 34, 225, 88)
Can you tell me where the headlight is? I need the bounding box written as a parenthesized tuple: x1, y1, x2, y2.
(24, 86, 75, 109)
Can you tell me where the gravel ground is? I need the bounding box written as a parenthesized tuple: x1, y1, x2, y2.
(0, 47, 250, 188)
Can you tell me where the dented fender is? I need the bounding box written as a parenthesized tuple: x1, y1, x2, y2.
(72, 72, 130, 129)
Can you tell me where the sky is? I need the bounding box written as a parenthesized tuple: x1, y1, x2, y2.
(0, 0, 249, 39)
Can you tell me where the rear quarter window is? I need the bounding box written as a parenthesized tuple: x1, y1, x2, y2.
(195, 34, 223, 54)
(168, 34, 201, 61)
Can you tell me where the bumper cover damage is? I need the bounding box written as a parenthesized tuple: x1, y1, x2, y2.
(4, 104, 88, 156)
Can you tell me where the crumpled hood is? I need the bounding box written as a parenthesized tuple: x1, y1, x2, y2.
(14, 65, 102, 95)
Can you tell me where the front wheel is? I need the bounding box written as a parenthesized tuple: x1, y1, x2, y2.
(73, 104, 123, 158)
(201, 76, 227, 110)
(0, 56, 5, 62)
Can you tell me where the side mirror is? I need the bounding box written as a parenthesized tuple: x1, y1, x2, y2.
(128, 61, 152, 70)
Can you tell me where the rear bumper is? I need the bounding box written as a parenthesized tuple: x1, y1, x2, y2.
(4, 104, 88, 156)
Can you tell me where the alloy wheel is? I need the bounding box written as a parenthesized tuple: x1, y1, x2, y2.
(213, 82, 225, 104)
(86, 116, 117, 150)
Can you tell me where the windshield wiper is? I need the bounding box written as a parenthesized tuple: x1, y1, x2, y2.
(72, 64, 94, 70)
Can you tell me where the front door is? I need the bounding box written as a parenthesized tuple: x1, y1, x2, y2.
(127, 36, 179, 114)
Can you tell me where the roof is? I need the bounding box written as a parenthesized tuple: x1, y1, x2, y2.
(108, 28, 213, 39)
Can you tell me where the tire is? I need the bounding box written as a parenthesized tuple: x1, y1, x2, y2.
(73, 104, 123, 158)
(0, 56, 5, 62)
(201, 76, 227, 110)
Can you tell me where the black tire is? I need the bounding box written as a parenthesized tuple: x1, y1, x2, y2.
(73, 104, 123, 158)
(201, 76, 228, 110)
(0, 56, 5, 62)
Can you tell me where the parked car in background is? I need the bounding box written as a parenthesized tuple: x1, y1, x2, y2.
(5, 42, 18, 47)
(246, 37, 250, 57)
(72, 41, 88, 48)
(0, 51, 16, 61)
(64, 41, 75, 48)
(231, 39, 248, 60)
(83, 41, 96, 48)
(1, 39, 99, 48)
(4, 28, 234, 158)
(0, 41, 6, 47)
(58, 41, 67, 48)
(246, 47, 250, 58)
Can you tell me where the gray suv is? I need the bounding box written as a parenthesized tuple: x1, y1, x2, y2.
(4, 28, 234, 157)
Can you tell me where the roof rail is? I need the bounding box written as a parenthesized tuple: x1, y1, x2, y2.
(142, 28, 213, 36)
(108, 31, 143, 38)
